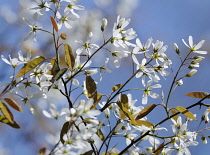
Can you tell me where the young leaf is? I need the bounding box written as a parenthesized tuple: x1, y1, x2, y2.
(52, 68, 68, 82)
(185, 92, 210, 99)
(0, 115, 20, 129)
(86, 75, 97, 101)
(60, 121, 74, 144)
(112, 84, 123, 92)
(135, 120, 154, 128)
(176, 106, 196, 120)
(120, 94, 129, 108)
(91, 93, 103, 109)
(50, 16, 58, 32)
(135, 104, 157, 120)
(154, 142, 165, 155)
(116, 101, 137, 125)
(0, 101, 14, 123)
(170, 108, 178, 122)
(47, 57, 57, 75)
(64, 43, 75, 71)
(16, 56, 46, 78)
(39, 147, 46, 155)
(81, 150, 94, 155)
(4, 98, 22, 112)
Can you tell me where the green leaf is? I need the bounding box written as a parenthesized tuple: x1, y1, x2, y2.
(86, 75, 97, 102)
(185, 92, 210, 99)
(16, 56, 46, 78)
(60, 121, 74, 144)
(0, 115, 20, 129)
(120, 94, 129, 108)
(170, 109, 179, 122)
(135, 120, 154, 128)
(64, 43, 75, 71)
(135, 104, 157, 120)
(116, 100, 137, 125)
(91, 93, 103, 109)
(112, 84, 123, 92)
(4, 98, 22, 112)
(176, 106, 196, 120)
(52, 68, 68, 82)
(0, 101, 13, 123)
(47, 57, 57, 75)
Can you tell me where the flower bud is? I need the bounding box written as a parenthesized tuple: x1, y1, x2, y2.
(101, 18, 108, 32)
(174, 43, 180, 55)
(202, 136, 207, 144)
(188, 64, 199, 69)
(186, 69, 197, 77)
(60, 33, 67, 40)
(191, 58, 203, 64)
(176, 79, 183, 86)
(193, 56, 205, 59)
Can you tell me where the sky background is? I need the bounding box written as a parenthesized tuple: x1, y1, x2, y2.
(1, 0, 210, 154)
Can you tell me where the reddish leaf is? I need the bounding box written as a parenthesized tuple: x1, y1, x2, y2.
(135, 104, 157, 120)
(50, 16, 58, 32)
(185, 92, 210, 99)
(4, 98, 22, 112)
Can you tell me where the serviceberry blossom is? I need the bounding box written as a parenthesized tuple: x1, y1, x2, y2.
(29, 0, 50, 15)
(30, 62, 53, 83)
(63, 0, 85, 18)
(23, 12, 42, 42)
(112, 16, 137, 48)
(99, 58, 112, 81)
(42, 103, 66, 119)
(56, 10, 78, 29)
(142, 80, 161, 105)
(18, 51, 31, 63)
(133, 37, 153, 53)
(132, 56, 159, 83)
(1, 55, 22, 68)
(182, 36, 207, 54)
(76, 32, 99, 56)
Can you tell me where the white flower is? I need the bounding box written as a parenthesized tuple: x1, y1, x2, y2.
(182, 36, 207, 54)
(30, 62, 53, 83)
(77, 99, 101, 119)
(56, 10, 78, 29)
(1, 55, 22, 68)
(142, 80, 161, 105)
(23, 12, 42, 42)
(29, 0, 50, 15)
(133, 37, 153, 53)
(63, 0, 85, 18)
(99, 58, 112, 81)
(42, 104, 66, 119)
(75, 32, 99, 56)
(18, 51, 31, 63)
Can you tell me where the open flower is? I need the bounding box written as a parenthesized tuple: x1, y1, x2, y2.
(1, 55, 22, 68)
(76, 32, 99, 56)
(142, 80, 161, 104)
(182, 36, 207, 54)
(23, 12, 42, 42)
